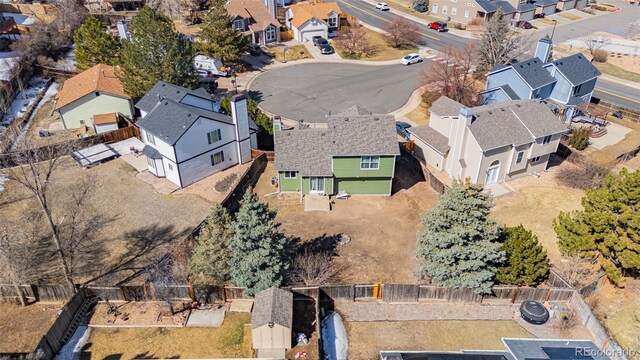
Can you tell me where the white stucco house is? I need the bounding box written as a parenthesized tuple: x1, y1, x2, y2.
(285, 2, 343, 42)
(135, 81, 258, 188)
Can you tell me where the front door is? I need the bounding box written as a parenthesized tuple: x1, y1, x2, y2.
(309, 177, 325, 194)
(485, 161, 500, 184)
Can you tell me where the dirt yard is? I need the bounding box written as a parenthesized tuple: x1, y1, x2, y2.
(81, 313, 252, 359)
(15, 98, 77, 150)
(89, 301, 191, 326)
(334, 27, 419, 61)
(0, 303, 61, 353)
(0, 157, 212, 285)
(254, 158, 440, 283)
(345, 320, 532, 359)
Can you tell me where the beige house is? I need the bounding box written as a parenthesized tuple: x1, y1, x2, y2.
(285, 2, 343, 42)
(225, 0, 281, 45)
(409, 97, 567, 185)
(251, 287, 293, 358)
(55, 64, 133, 131)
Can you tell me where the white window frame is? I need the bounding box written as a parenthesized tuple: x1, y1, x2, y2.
(432, 3, 438, 13)
(442, 5, 448, 14)
(542, 135, 552, 145)
(283, 171, 297, 179)
(328, 14, 338, 27)
(265, 25, 277, 42)
(146, 131, 155, 145)
(211, 151, 225, 166)
(207, 129, 222, 144)
(167, 163, 173, 171)
(451, 7, 457, 15)
(573, 84, 583, 95)
(233, 19, 244, 31)
(516, 151, 524, 164)
(464, 10, 470, 17)
(147, 157, 156, 170)
(531, 156, 541, 163)
(360, 156, 380, 170)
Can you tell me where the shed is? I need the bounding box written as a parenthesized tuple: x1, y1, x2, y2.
(251, 287, 293, 358)
(92, 112, 119, 134)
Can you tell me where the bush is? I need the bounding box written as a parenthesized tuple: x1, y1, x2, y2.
(579, 7, 596, 14)
(453, 23, 466, 30)
(592, 49, 608, 62)
(422, 90, 442, 107)
(468, 18, 484, 26)
(557, 161, 611, 189)
(569, 127, 591, 150)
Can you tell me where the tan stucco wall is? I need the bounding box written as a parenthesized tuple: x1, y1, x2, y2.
(413, 136, 446, 171)
(58, 92, 133, 129)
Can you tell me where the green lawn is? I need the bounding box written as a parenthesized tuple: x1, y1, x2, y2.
(593, 62, 640, 83)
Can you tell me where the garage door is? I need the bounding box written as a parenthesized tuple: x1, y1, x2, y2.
(518, 10, 535, 21)
(301, 29, 326, 42)
(335, 178, 392, 195)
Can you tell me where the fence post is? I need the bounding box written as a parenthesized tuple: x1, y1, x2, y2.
(149, 282, 156, 300)
(119, 287, 127, 302)
(188, 281, 195, 301)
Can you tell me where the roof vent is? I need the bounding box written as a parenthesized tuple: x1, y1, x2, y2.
(374, 117, 379, 121)
(516, 104, 521, 107)
(501, 108, 505, 111)
(286, 133, 291, 136)
(187, 113, 191, 117)
(527, 62, 530, 65)
(164, 101, 168, 105)
(488, 111, 492, 114)
(520, 65, 524, 68)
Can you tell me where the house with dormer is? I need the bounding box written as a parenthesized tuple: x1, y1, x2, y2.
(482, 37, 601, 121)
(285, 2, 343, 42)
(225, 0, 281, 45)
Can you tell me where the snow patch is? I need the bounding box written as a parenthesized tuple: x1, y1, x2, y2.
(53, 325, 91, 360)
(10, 82, 58, 150)
(1, 78, 50, 127)
(0, 175, 8, 194)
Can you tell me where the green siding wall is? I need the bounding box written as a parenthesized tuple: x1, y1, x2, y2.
(59, 92, 133, 129)
(332, 156, 395, 178)
(335, 178, 392, 195)
(302, 176, 334, 195)
(278, 172, 302, 192)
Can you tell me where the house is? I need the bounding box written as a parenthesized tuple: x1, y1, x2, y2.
(274, 105, 400, 196)
(251, 287, 293, 359)
(482, 37, 601, 121)
(285, 2, 343, 42)
(135, 81, 258, 188)
(225, 0, 281, 45)
(54, 64, 133, 131)
(92, 113, 119, 134)
(409, 97, 567, 185)
(0, 52, 22, 119)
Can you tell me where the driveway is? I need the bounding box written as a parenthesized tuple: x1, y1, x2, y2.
(249, 61, 430, 122)
(303, 41, 342, 60)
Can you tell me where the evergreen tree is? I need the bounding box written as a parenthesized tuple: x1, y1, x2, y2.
(189, 204, 233, 284)
(228, 189, 289, 296)
(118, 7, 197, 98)
(476, 8, 525, 73)
(199, 0, 248, 62)
(73, 18, 121, 71)
(554, 169, 640, 286)
(496, 225, 549, 286)
(416, 182, 504, 294)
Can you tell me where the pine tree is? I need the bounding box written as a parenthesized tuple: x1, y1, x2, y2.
(496, 225, 549, 286)
(228, 189, 289, 296)
(189, 204, 233, 284)
(199, 0, 249, 63)
(554, 169, 640, 286)
(118, 7, 197, 98)
(73, 18, 121, 71)
(416, 182, 504, 294)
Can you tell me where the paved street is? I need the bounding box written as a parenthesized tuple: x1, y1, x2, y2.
(593, 78, 640, 111)
(250, 61, 429, 122)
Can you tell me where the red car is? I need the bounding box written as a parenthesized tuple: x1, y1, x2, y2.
(515, 21, 532, 29)
(427, 21, 448, 32)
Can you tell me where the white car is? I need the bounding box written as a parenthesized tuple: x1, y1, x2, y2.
(375, 2, 390, 10)
(401, 53, 422, 65)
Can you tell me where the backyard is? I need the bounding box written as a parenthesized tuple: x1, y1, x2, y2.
(80, 313, 253, 359)
(254, 158, 439, 283)
(0, 303, 60, 353)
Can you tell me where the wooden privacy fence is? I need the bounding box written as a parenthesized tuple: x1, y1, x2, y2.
(0, 283, 75, 303)
(85, 284, 244, 303)
(220, 153, 268, 212)
(251, 149, 274, 162)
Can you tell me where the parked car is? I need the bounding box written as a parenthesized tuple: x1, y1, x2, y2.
(249, 43, 262, 56)
(313, 36, 329, 47)
(375, 2, 390, 10)
(515, 21, 532, 29)
(319, 43, 334, 55)
(534, 12, 546, 18)
(413, 1, 428, 12)
(401, 53, 422, 65)
(396, 121, 412, 140)
(428, 21, 448, 32)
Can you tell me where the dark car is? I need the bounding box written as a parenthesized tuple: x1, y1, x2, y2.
(428, 21, 448, 32)
(249, 43, 262, 56)
(534, 12, 546, 18)
(515, 21, 532, 29)
(413, 2, 428, 12)
(313, 36, 329, 47)
(319, 43, 334, 55)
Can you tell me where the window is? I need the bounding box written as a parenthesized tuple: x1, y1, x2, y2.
(207, 129, 221, 144)
(464, 10, 470, 17)
(532, 156, 541, 163)
(542, 135, 552, 144)
(283, 171, 297, 179)
(360, 156, 380, 170)
(147, 131, 155, 145)
(516, 151, 524, 164)
(442, 5, 448, 13)
(432, 3, 438, 13)
(573, 84, 583, 95)
(211, 151, 225, 166)
(328, 14, 338, 27)
(95, 91, 100, 97)
(233, 19, 244, 30)
(147, 157, 155, 169)
(451, 7, 457, 15)
(168, 163, 173, 171)
(265, 25, 277, 42)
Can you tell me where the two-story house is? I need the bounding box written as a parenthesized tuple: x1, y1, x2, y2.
(482, 37, 601, 121)
(225, 0, 281, 45)
(285, 2, 343, 42)
(274, 105, 400, 196)
(409, 97, 567, 184)
(136, 81, 258, 188)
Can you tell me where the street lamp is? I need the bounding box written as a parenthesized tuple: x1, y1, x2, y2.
(550, 19, 558, 42)
(230, 71, 238, 94)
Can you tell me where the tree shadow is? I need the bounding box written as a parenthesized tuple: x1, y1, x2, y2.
(246, 89, 264, 103)
(291, 233, 342, 257)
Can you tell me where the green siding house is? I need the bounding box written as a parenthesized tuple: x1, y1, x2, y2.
(274, 105, 400, 196)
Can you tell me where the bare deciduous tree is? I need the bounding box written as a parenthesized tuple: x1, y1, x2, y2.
(334, 22, 373, 59)
(584, 35, 611, 59)
(146, 254, 179, 316)
(554, 255, 602, 289)
(288, 250, 342, 286)
(422, 44, 480, 107)
(476, 8, 530, 73)
(0, 220, 36, 306)
(384, 16, 420, 48)
(557, 159, 611, 190)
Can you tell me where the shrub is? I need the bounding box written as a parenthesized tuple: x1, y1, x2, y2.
(422, 90, 442, 107)
(468, 17, 484, 26)
(592, 49, 609, 62)
(453, 22, 466, 30)
(579, 7, 596, 14)
(569, 127, 591, 150)
(557, 160, 611, 189)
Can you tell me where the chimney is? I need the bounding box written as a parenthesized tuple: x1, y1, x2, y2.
(117, 20, 130, 41)
(273, 116, 282, 132)
(459, 106, 473, 125)
(231, 93, 252, 164)
(535, 37, 553, 63)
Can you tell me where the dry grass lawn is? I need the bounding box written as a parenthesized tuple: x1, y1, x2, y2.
(593, 62, 640, 83)
(558, 12, 582, 20)
(346, 320, 533, 359)
(80, 313, 252, 359)
(537, 18, 559, 26)
(266, 44, 312, 62)
(403, 103, 429, 125)
(383, 0, 439, 21)
(337, 28, 418, 61)
(606, 301, 640, 358)
(0, 303, 61, 353)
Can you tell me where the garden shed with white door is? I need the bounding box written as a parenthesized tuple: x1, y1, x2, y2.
(251, 287, 293, 358)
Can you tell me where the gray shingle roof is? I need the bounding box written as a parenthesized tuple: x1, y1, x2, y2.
(338, 104, 372, 116)
(409, 125, 450, 155)
(552, 53, 601, 85)
(511, 58, 557, 89)
(430, 96, 464, 117)
(135, 81, 211, 114)
(251, 287, 293, 329)
(535, 0, 558, 6)
(477, 0, 516, 13)
(481, 85, 521, 100)
(274, 108, 400, 176)
(517, 2, 537, 11)
(142, 145, 162, 159)
(503, 339, 610, 360)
